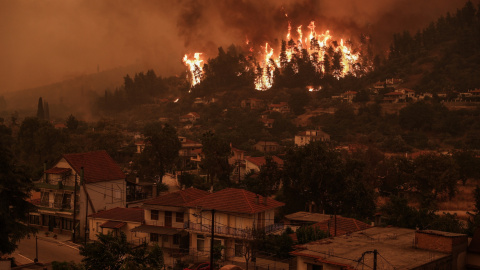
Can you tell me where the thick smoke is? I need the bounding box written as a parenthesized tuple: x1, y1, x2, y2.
(0, 0, 473, 93)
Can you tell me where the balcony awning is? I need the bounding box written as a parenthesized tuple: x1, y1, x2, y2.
(131, 225, 179, 235)
(101, 221, 126, 229)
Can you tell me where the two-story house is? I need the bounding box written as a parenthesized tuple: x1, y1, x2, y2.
(253, 141, 280, 153)
(29, 150, 126, 239)
(133, 188, 210, 249)
(245, 156, 284, 174)
(294, 130, 330, 146)
(88, 207, 145, 244)
(184, 188, 284, 259)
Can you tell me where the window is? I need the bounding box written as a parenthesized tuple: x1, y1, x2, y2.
(54, 193, 63, 208)
(62, 194, 72, 209)
(29, 215, 40, 225)
(176, 212, 184, 223)
(197, 235, 204, 251)
(150, 233, 159, 242)
(173, 234, 180, 245)
(40, 192, 49, 206)
(151, 210, 159, 220)
(235, 240, 243, 256)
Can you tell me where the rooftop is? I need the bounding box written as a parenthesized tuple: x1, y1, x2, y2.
(143, 188, 210, 207)
(89, 207, 144, 223)
(292, 227, 450, 270)
(184, 188, 284, 214)
(63, 150, 125, 183)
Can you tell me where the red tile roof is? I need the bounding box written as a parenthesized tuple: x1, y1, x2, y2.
(63, 150, 125, 183)
(184, 188, 284, 214)
(313, 216, 371, 237)
(246, 156, 284, 167)
(44, 167, 72, 174)
(143, 188, 210, 207)
(89, 207, 144, 223)
(100, 221, 126, 229)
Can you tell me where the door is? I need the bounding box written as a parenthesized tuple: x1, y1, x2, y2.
(165, 211, 172, 227)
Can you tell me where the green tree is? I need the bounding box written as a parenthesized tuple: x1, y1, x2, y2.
(80, 232, 163, 270)
(139, 123, 181, 183)
(0, 125, 36, 255)
(66, 114, 79, 131)
(200, 131, 231, 186)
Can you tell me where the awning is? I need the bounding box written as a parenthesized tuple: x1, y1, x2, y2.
(101, 221, 126, 229)
(131, 224, 180, 235)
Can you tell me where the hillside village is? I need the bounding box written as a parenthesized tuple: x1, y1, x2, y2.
(2, 1, 480, 269)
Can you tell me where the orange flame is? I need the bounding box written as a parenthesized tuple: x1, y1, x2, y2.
(183, 53, 203, 87)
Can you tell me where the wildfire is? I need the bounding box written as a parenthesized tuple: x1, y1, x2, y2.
(183, 53, 203, 88)
(182, 18, 365, 91)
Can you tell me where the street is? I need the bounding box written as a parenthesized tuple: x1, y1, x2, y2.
(12, 235, 83, 266)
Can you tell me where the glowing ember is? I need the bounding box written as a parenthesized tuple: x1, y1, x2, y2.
(183, 53, 203, 87)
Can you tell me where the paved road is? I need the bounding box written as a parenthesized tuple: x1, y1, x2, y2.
(12, 236, 83, 265)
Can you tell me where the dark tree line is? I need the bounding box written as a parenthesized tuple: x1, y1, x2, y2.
(381, 1, 480, 92)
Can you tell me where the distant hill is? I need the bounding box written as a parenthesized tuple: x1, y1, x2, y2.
(3, 63, 150, 120)
(377, 1, 480, 93)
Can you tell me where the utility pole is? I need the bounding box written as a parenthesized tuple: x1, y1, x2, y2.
(34, 235, 38, 263)
(81, 167, 88, 245)
(373, 249, 377, 270)
(73, 173, 77, 242)
(210, 209, 215, 270)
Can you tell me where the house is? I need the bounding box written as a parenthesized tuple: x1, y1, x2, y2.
(241, 98, 265, 110)
(229, 146, 247, 182)
(260, 118, 274, 128)
(135, 140, 146, 154)
(88, 207, 145, 244)
(341, 91, 357, 103)
(291, 227, 467, 270)
(385, 78, 403, 88)
(268, 102, 290, 113)
(283, 211, 332, 226)
(245, 156, 284, 174)
(183, 188, 285, 259)
(254, 141, 280, 153)
(373, 81, 385, 90)
(54, 123, 67, 130)
(179, 136, 203, 170)
(383, 88, 415, 103)
(180, 112, 201, 122)
(29, 150, 126, 239)
(133, 188, 210, 249)
(294, 130, 330, 146)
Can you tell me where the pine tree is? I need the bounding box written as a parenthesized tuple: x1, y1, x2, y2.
(36, 97, 44, 120)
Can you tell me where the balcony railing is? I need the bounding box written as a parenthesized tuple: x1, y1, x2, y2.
(35, 182, 78, 191)
(37, 202, 75, 212)
(185, 221, 284, 238)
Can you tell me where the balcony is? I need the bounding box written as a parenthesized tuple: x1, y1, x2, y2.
(36, 201, 76, 213)
(35, 182, 78, 191)
(185, 221, 284, 238)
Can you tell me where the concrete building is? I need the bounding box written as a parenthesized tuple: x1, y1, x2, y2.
(294, 130, 330, 146)
(29, 150, 126, 240)
(291, 227, 467, 270)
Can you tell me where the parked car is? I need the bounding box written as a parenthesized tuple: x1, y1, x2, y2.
(184, 262, 210, 270)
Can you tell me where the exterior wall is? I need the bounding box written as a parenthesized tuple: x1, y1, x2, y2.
(415, 232, 468, 254)
(245, 160, 260, 174)
(85, 179, 126, 212)
(144, 206, 186, 228)
(88, 218, 144, 243)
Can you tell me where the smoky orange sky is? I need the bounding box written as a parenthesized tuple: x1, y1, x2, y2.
(0, 0, 474, 94)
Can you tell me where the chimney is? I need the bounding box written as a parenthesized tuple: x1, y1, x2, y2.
(152, 183, 157, 197)
(255, 195, 260, 204)
(263, 195, 268, 205)
(136, 177, 139, 184)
